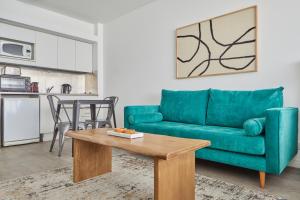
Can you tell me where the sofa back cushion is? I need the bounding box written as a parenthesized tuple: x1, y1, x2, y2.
(160, 89, 209, 125)
(128, 113, 163, 125)
(206, 87, 284, 128)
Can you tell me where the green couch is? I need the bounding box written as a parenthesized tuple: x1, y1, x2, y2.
(124, 88, 298, 188)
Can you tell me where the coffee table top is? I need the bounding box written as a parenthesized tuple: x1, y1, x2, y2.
(66, 128, 210, 160)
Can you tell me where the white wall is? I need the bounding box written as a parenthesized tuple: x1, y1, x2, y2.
(104, 0, 300, 167)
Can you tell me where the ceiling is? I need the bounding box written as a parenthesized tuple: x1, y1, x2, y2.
(18, 0, 155, 23)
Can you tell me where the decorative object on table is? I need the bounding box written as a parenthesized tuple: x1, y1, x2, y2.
(30, 82, 39, 93)
(0, 153, 283, 200)
(61, 83, 72, 94)
(176, 6, 257, 78)
(107, 128, 143, 139)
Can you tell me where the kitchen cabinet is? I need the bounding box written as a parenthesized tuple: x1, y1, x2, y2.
(1, 95, 40, 146)
(0, 22, 95, 73)
(75, 41, 93, 73)
(35, 32, 58, 69)
(58, 37, 76, 71)
(0, 22, 35, 43)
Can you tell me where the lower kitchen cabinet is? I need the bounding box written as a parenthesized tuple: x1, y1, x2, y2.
(1, 95, 40, 146)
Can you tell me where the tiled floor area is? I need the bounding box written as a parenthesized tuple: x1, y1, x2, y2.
(0, 139, 299, 200)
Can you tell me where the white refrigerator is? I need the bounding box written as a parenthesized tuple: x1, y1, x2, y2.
(1, 95, 40, 146)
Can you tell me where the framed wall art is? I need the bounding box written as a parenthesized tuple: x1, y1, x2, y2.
(176, 6, 257, 79)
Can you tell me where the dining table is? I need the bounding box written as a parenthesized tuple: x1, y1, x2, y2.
(56, 99, 117, 131)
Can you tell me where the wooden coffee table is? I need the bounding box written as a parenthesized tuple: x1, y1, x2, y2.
(66, 128, 210, 200)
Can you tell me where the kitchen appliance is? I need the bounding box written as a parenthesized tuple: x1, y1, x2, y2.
(0, 75, 31, 92)
(1, 66, 21, 76)
(30, 82, 39, 93)
(0, 95, 40, 146)
(61, 84, 72, 94)
(0, 38, 34, 60)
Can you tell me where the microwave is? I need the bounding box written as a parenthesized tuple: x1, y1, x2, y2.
(0, 75, 31, 92)
(0, 39, 34, 60)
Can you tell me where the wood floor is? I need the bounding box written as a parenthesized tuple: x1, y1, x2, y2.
(0, 139, 299, 200)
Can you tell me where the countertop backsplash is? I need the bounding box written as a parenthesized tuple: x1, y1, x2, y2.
(0, 64, 98, 95)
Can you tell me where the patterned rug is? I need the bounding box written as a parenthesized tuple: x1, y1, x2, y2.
(0, 153, 283, 200)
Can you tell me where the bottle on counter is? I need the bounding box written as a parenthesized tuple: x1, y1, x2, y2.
(30, 82, 39, 93)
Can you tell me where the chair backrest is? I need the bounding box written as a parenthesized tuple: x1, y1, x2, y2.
(95, 96, 119, 121)
(47, 95, 61, 123)
(105, 96, 119, 121)
(47, 95, 72, 124)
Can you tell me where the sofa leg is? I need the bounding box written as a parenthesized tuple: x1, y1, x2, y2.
(259, 171, 265, 188)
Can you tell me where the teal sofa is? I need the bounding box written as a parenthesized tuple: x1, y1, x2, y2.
(124, 88, 298, 188)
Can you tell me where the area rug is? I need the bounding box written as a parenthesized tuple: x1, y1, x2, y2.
(0, 153, 283, 200)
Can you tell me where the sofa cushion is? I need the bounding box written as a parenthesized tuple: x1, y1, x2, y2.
(160, 89, 209, 125)
(128, 113, 163, 125)
(243, 118, 266, 136)
(206, 87, 283, 128)
(132, 121, 265, 155)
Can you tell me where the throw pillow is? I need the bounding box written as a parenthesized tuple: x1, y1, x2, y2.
(243, 118, 266, 136)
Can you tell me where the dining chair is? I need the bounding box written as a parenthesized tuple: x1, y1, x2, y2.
(84, 96, 119, 129)
(47, 95, 83, 156)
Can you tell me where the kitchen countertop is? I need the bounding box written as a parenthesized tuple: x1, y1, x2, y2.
(0, 92, 98, 96)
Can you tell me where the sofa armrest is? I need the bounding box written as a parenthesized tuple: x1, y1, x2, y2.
(124, 105, 160, 128)
(265, 107, 298, 174)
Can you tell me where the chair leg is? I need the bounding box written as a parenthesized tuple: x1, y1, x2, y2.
(84, 123, 88, 130)
(49, 126, 58, 152)
(58, 123, 70, 157)
(259, 171, 265, 189)
(91, 121, 96, 129)
(58, 131, 64, 157)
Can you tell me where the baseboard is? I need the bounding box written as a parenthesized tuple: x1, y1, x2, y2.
(41, 132, 54, 142)
(289, 153, 300, 168)
(41, 132, 71, 142)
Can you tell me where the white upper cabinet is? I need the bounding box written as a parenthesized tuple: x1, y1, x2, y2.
(75, 41, 93, 73)
(58, 37, 75, 71)
(0, 22, 94, 72)
(35, 32, 58, 69)
(0, 22, 35, 43)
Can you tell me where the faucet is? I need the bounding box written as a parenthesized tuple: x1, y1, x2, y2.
(46, 86, 54, 93)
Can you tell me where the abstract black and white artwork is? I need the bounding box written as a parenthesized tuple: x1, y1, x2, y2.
(176, 6, 257, 78)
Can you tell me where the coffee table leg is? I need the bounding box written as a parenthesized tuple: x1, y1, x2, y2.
(73, 139, 112, 183)
(154, 152, 195, 200)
